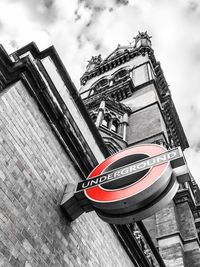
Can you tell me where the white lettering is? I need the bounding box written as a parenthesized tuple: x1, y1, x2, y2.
(114, 171, 121, 178)
(146, 158, 156, 167)
(99, 176, 107, 183)
(136, 162, 147, 169)
(82, 181, 90, 189)
(107, 173, 113, 180)
(167, 151, 177, 160)
(129, 165, 136, 172)
(90, 179, 99, 186)
(120, 168, 129, 175)
(156, 155, 166, 163)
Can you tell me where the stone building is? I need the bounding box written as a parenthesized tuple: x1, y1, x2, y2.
(79, 32, 200, 266)
(0, 32, 200, 267)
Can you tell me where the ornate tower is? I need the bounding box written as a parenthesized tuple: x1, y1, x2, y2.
(79, 32, 200, 266)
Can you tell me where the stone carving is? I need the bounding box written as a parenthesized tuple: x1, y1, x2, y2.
(133, 31, 152, 43)
(88, 54, 102, 66)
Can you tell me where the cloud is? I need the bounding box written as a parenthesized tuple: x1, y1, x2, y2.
(0, 0, 52, 50)
(0, 0, 200, 184)
(3, 0, 58, 24)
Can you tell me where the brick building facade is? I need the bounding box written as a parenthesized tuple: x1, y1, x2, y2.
(0, 43, 134, 267)
(0, 32, 200, 267)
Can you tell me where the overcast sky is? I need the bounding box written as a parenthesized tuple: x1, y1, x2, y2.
(0, 0, 200, 184)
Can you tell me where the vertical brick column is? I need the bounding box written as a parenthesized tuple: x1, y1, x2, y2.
(156, 201, 185, 267)
(176, 201, 200, 267)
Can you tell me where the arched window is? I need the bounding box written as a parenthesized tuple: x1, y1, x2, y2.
(110, 120, 119, 133)
(99, 78, 109, 87)
(113, 69, 128, 82)
(102, 116, 109, 128)
(109, 80, 114, 86)
(90, 78, 109, 94)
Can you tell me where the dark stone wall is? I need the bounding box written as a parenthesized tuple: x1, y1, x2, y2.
(160, 243, 185, 267)
(176, 201, 197, 240)
(153, 202, 185, 266)
(185, 249, 200, 267)
(127, 103, 167, 145)
(156, 202, 179, 237)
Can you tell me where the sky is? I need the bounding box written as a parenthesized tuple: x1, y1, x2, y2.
(0, 0, 200, 184)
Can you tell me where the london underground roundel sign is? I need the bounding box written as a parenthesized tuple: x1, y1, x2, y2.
(85, 144, 171, 206)
(62, 144, 188, 224)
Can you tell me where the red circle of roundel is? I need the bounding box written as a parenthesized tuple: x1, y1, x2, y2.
(85, 144, 168, 203)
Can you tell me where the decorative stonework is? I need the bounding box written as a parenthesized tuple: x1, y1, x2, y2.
(85, 54, 103, 73)
(89, 54, 102, 65)
(80, 45, 151, 86)
(162, 99, 189, 150)
(133, 31, 152, 46)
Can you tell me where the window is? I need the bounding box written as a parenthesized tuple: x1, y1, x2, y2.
(90, 78, 109, 93)
(109, 80, 114, 86)
(114, 69, 128, 81)
(100, 78, 109, 87)
(89, 78, 109, 97)
(102, 117, 109, 128)
(111, 120, 118, 133)
(89, 89, 94, 96)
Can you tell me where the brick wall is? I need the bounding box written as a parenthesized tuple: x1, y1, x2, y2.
(127, 103, 166, 145)
(176, 201, 200, 267)
(176, 201, 197, 240)
(0, 81, 133, 267)
(156, 201, 179, 237)
(155, 201, 185, 266)
(185, 249, 200, 267)
(160, 243, 185, 267)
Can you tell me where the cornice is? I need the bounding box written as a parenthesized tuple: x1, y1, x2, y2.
(80, 46, 152, 85)
(83, 77, 134, 104)
(162, 96, 189, 150)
